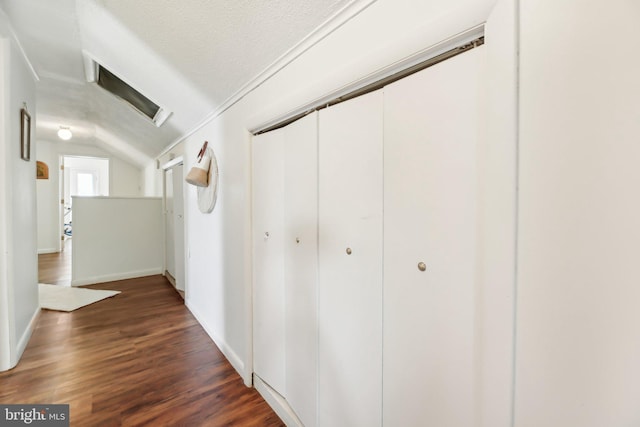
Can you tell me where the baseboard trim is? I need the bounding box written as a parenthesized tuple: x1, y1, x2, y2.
(254, 375, 303, 427)
(14, 307, 40, 366)
(71, 268, 163, 286)
(37, 248, 58, 255)
(185, 301, 247, 384)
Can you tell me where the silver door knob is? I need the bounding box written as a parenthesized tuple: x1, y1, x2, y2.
(346, 247, 352, 255)
(264, 232, 270, 239)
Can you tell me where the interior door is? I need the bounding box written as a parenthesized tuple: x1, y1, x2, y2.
(172, 164, 185, 291)
(252, 128, 286, 395)
(383, 46, 485, 425)
(164, 168, 176, 278)
(283, 112, 318, 427)
(318, 90, 384, 427)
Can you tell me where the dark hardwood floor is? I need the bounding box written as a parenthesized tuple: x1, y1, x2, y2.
(4, 259, 283, 426)
(38, 238, 72, 286)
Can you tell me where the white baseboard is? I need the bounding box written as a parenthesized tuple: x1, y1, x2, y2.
(14, 307, 40, 366)
(71, 268, 163, 286)
(37, 248, 58, 255)
(254, 375, 303, 427)
(185, 300, 247, 383)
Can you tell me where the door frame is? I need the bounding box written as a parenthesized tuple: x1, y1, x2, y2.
(162, 156, 187, 296)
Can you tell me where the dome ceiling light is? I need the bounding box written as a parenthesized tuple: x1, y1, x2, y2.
(57, 126, 72, 140)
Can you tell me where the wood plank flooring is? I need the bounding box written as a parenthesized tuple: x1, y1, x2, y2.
(0, 274, 283, 426)
(38, 239, 72, 286)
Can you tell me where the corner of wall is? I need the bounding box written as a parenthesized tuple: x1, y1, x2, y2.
(0, 29, 12, 373)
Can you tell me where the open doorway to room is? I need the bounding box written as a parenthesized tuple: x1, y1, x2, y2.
(62, 156, 110, 245)
(38, 156, 110, 287)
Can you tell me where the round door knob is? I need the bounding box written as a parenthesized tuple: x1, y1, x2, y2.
(346, 247, 352, 255)
(264, 232, 270, 239)
(296, 238, 300, 244)
(418, 262, 427, 272)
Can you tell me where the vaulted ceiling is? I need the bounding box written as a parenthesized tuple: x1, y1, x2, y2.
(0, 0, 352, 166)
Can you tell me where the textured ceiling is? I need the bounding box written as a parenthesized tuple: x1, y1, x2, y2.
(0, 0, 353, 166)
(96, 0, 352, 106)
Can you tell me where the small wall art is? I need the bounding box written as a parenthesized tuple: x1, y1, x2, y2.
(36, 161, 49, 179)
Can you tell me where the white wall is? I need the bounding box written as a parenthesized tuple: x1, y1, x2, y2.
(71, 197, 163, 286)
(36, 141, 59, 253)
(143, 162, 161, 197)
(143, 144, 184, 197)
(148, 0, 517, 407)
(515, 1, 640, 426)
(0, 10, 38, 371)
(36, 140, 142, 253)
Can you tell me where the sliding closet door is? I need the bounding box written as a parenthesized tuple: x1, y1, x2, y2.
(284, 112, 318, 427)
(383, 46, 486, 425)
(318, 90, 383, 427)
(252, 129, 286, 395)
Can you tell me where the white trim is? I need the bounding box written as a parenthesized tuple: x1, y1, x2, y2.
(160, 156, 184, 171)
(37, 248, 58, 255)
(71, 269, 163, 286)
(14, 308, 40, 366)
(72, 196, 162, 200)
(58, 155, 64, 253)
(186, 300, 247, 383)
(244, 129, 254, 389)
(81, 50, 98, 82)
(254, 375, 304, 427)
(157, 0, 377, 158)
(250, 25, 483, 134)
(0, 38, 11, 372)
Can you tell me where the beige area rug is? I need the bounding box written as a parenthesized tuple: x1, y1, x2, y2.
(39, 284, 121, 312)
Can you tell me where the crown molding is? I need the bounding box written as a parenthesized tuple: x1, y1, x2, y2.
(158, 0, 378, 158)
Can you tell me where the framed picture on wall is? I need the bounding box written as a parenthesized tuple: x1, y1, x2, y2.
(20, 108, 31, 161)
(36, 161, 49, 179)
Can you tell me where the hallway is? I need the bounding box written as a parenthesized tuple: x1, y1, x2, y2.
(0, 274, 283, 426)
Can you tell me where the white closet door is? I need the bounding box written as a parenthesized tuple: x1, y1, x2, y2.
(252, 129, 286, 395)
(318, 90, 383, 427)
(383, 46, 485, 426)
(284, 112, 318, 427)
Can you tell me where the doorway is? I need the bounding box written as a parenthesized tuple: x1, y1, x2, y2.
(61, 156, 109, 248)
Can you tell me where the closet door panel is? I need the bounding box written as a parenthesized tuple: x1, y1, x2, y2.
(284, 112, 319, 427)
(252, 129, 286, 395)
(383, 47, 485, 426)
(318, 90, 383, 427)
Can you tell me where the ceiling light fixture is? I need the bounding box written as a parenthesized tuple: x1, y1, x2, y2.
(57, 127, 72, 140)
